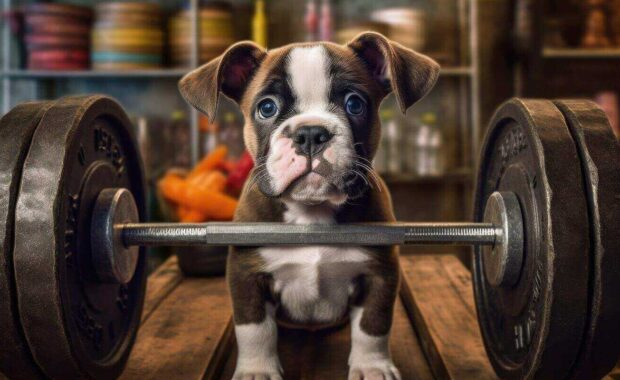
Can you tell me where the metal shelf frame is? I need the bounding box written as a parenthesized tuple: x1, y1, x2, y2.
(1, 0, 480, 173)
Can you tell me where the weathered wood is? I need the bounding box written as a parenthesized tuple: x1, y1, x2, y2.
(219, 298, 433, 379)
(141, 255, 183, 323)
(121, 276, 233, 380)
(604, 361, 620, 379)
(400, 255, 497, 380)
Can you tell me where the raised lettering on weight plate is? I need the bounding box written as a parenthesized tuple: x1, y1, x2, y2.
(94, 127, 125, 175)
(499, 127, 527, 164)
(64, 193, 80, 266)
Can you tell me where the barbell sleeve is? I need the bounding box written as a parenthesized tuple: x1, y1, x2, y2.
(119, 222, 501, 247)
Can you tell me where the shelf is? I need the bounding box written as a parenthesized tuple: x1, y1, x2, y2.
(439, 66, 473, 76)
(380, 169, 472, 185)
(1, 66, 472, 80)
(1, 69, 190, 79)
(542, 47, 620, 59)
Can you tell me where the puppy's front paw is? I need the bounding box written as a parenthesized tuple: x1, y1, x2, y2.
(233, 358, 282, 380)
(232, 372, 283, 380)
(348, 360, 401, 380)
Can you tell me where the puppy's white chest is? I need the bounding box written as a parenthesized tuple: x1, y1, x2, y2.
(259, 246, 370, 323)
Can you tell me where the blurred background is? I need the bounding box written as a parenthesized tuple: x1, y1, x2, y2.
(1, 0, 619, 271)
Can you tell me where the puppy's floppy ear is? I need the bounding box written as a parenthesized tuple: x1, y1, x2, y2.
(178, 41, 267, 121)
(348, 32, 440, 113)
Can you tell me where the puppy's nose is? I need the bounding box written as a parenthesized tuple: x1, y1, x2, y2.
(292, 126, 333, 156)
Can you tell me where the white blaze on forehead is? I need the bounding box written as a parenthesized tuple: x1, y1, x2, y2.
(287, 46, 331, 112)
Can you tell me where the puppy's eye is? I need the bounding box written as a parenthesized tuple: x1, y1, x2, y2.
(257, 99, 278, 119)
(345, 94, 365, 116)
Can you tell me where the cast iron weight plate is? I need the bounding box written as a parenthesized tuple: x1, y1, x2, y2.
(553, 100, 620, 380)
(473, 99, 590, 379)
(0, 101, 53, 379)
(13, 95, 147, 379)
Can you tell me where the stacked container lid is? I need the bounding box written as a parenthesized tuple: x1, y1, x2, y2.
(23, 3, 92, 70)
(92, 2, 164, 70)
(168, 2, 234, 67)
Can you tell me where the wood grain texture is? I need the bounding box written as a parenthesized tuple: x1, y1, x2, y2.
(219, 298, 433, 380)
(141, 255, 183, 323)
(121, 276, 233, 380)
(604, 361, 620, 379)
(400, 255, 497, 380)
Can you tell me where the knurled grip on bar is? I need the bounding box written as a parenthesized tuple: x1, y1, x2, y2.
(120, 222, 500, 247)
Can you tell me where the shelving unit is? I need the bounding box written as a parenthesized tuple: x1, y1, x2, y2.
(1, 66, 473, 79)
(1, 69, 189, 79)
(0, 0, 204, 163)
(1, 0, 480, 227)
(542, 48, 620, 59)
(381, 168, 472, 185)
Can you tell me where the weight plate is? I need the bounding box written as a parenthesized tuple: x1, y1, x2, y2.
(553, 100, 620, 379)
(0, 101, 54, 379)
(91, 52, 162, 65)
(25, 34, 90, 49)
(94, 14, 163, 28)
(92, 28, 164, 40)
(25, 15, 90, 36)
(30, 49, 90, 62)
(13, 95, 147, 379)
(95, 2, 162, 15)
(25, 3, 92, 20)
(27, 62, 89, 71)
(473, 99, 590, 379)
(92, 62, 162, 71)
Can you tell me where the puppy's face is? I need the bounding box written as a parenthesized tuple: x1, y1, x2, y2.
(180, 33, 439, 206)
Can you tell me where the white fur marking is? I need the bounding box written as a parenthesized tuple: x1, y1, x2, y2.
(287, 46, 331, 112)
(233, 304, 282, 379)
(348, 307, 401, 380)
(259, 203, 370, 323)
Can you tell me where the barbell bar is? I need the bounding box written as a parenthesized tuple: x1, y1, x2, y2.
(1, 95, 619, 380)
(92, 188, 523, 288)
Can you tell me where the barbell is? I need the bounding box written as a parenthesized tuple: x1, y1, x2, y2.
(0, 95, 618, 380)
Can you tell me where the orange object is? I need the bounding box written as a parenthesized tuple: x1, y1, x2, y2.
(160, 174, 238, 220)
(182, 188, 238, 220)
(178, 207, 207, 223)
(187, 145, 228, 180)
(187, 170, 227, 193)
(158, 172, 186, 201)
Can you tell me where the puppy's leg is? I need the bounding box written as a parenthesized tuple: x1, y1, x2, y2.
(229, 264, 282, 379)
(348, 273, 401, 380)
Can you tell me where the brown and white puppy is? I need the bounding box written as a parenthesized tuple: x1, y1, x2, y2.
(179, 32, 439, 380)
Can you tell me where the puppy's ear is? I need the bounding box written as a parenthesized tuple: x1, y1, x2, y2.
(178, 41, 267, 121)
(348, 32, 440, 113)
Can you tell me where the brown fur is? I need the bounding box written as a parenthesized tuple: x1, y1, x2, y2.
(228, 171, 399, 335)
(178, 33, 440, 338)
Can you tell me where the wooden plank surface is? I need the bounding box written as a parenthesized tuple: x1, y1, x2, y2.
(141, 256, 183, 323)
(121, 276, 233, 380)
(400, 255, 497, 380)
(604, 361, 620, 379)
(219, 298, 433, 380)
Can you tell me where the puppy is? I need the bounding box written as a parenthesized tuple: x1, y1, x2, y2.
(179, 32, 439, 380)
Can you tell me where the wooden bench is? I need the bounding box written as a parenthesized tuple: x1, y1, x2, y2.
(121, 255, 620, 380)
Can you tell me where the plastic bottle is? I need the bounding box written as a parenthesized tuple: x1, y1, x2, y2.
(319, 0, 333, 41)
(253, 0, 268, 48)
(304, 0, 318, 41)
(415, 112, 443, 176)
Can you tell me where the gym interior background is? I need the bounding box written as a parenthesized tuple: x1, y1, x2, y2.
(1, 1, 620, 379)
(1, 1, 620, 276)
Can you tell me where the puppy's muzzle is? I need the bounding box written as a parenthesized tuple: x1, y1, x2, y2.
(291, 125, 333, 157)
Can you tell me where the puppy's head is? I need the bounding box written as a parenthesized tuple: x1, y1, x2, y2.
(179, 32, 439, 206)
